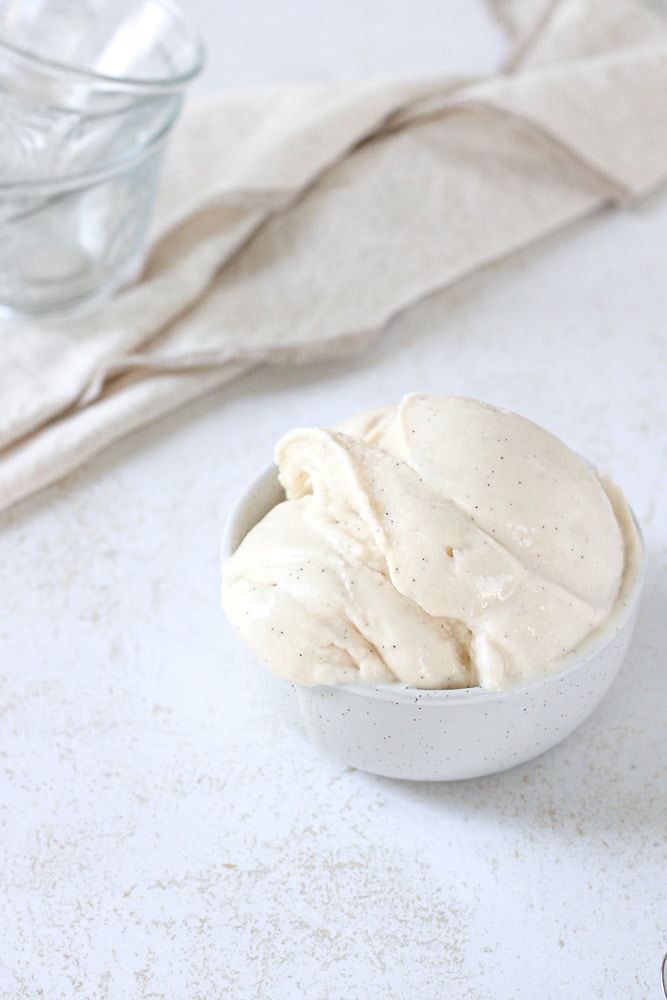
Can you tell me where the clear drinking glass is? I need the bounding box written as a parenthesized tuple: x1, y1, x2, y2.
(0, 0, 204, 317)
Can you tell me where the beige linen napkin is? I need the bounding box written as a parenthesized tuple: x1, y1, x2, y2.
(1, 0, 667, 512)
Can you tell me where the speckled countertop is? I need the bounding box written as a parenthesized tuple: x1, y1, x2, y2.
(1, 3, 666, 998)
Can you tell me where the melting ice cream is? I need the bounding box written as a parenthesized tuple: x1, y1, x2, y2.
(221, 394, 637, 690)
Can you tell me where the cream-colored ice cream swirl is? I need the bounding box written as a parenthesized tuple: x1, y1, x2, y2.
(221, 394, 635, 690)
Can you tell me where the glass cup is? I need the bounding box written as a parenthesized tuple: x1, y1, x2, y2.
(0, 0, 204, 317)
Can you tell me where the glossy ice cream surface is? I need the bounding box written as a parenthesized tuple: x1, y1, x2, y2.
(221, 395, 637, 691)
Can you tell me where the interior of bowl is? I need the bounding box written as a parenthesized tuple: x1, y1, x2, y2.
(223, 464, 646, 704)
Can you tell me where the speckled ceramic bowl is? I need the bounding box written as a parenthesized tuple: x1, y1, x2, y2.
(222, 465, 645, 782)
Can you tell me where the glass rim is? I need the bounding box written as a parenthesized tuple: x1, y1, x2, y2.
(0, 0, 205, 93)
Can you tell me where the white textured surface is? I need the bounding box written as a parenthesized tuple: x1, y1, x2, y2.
(1, 3, 666, 998)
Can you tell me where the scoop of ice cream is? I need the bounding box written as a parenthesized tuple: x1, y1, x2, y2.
(221, 394, 635, 690)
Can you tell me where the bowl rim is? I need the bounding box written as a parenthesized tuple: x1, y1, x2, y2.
(222, 462, 646, 706)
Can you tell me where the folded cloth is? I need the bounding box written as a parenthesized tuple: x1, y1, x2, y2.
(1, 0, 666, 512)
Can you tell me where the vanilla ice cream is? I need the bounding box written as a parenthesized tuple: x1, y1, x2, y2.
(221, 394, 638, 691)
